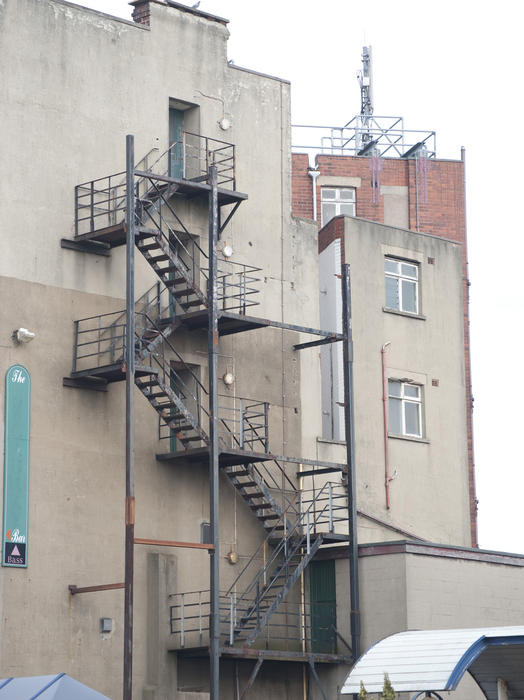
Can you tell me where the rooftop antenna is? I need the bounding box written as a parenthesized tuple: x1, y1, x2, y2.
(356, 45, 374, 153)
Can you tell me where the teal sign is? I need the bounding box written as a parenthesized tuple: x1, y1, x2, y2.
(3, 365, 30, 567)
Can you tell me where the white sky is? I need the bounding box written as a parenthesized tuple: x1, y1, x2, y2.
(70, 0, 524, 554)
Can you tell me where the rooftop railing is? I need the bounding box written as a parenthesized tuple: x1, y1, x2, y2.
(292, 115, 436, 161)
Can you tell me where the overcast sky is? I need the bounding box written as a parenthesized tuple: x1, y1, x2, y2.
(69, 0, 524, 554)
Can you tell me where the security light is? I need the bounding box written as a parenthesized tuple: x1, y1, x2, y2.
(13, 328, 36, 343)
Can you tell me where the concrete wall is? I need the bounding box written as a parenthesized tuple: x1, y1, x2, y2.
(318, 217, 470, 546)
(356, 545, 524, 699)
(0, 2, 320, 699)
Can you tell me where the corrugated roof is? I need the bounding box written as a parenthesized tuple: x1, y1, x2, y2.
(342, 626, 524, 696)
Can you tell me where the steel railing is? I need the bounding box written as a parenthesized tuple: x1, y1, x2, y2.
(74, 134, 235, 236)
(137, 174, 261, 314)
(169, 589, 344, 654)
(292, 116, 436, 160)
(70, 309, 270, 450)
(217, 481, 347, 635)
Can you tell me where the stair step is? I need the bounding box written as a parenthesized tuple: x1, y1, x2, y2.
(136, 379, 160, 388)
(257, 513, 279, 520)
(180, 299, 203, 308)
(172, 288, 197, 298)
(249, 502, 272, 510)
(147, 254, 170, 263)
(162, 275, 186, 284)
(169, 423, 195, 433)
(180, 435, 202, 442)
(138, 243, 161, 252)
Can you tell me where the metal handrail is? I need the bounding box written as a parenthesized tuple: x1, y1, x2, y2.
(224, 481, 345, 603)
(169, 591, 340, 653)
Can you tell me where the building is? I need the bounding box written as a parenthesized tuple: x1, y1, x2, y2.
(1, 3, 523, 700)
(291, 125, 477, 547)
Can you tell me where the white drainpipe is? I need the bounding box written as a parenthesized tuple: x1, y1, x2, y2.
(308, 168, 320, 223)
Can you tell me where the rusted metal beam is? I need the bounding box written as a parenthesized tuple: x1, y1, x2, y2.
(293, 335, 342, 351)
(134, 538, 213, 551)
(69, 583, 125, 595)
(308, 658, 327, 700)
(208, 163, 220, 700)
(342, 263, 360, 665)
(123, 134, 136, 700)
(240, 656, 263, 700)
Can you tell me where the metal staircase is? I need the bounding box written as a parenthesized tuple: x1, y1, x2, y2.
(66, 137, 349, 655)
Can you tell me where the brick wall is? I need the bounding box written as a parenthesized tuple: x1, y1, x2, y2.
(293, 151, 478, 546)
(131, 0, 150, 26)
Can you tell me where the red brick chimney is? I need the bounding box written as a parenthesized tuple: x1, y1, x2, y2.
(130, 1, 150, 26)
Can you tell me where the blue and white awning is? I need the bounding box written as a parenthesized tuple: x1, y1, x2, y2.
(342, 626, 524, 698)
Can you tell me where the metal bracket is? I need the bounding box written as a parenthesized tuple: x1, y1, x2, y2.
(63, 376, 108, 392)
(61, 238, 111, 256)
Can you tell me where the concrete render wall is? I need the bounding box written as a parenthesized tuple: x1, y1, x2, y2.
(293, 149, 478, 546)
(318, 217, 470, 546)
(0, 2, 322, 699)
(357, 547, 524, 699)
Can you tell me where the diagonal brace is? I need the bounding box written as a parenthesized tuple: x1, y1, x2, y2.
(240, 656, 263, 700)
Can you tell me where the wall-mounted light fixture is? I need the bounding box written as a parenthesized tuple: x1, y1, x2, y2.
(222, 371, 235, 387)
(12, 328, 36, 344)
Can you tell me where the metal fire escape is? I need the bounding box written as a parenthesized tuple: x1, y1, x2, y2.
(62, 132, 357, 699)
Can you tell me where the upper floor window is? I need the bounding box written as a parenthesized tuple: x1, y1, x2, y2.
(385, 258, 419, 314)
(321, 187, 356, 226)
(388, 380, 422, 438)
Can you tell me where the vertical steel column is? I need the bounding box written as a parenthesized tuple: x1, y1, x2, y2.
(123, 134, 136, 700)
(341, 263, 360, 666)
(208, 164, 220, 700)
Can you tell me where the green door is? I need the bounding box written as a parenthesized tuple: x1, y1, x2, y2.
(309, 560, 336, 653)
(169, 108, 184, 178)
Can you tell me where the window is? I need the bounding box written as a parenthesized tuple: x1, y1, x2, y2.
(385, 258, 419, 314)
(388, 380, 422, 438)
(321, 187, 356, 226)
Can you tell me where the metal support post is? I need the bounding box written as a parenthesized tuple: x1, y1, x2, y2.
(208, 163, 220, 700)
(123, 135, 136, 700)
(341, 263, 361, 667)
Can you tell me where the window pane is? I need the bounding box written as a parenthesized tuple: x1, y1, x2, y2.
(385, 276, 399, 309)
(385, 259, 398, 274)
(339, 203, 355, 216)
(322, 189, 336, 200)
(388, 398, 402, 434)
(341, 189, 355, 200)
(322, 203, 337, 225)
(388, 380, 401, 397)
(401, 263, 417, 278)
(404, 401, 421, 436)
(404, 384, 420, 399)
(401, 279, 417, 313)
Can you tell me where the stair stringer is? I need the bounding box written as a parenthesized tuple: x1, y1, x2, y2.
(242, 534, 324, 647)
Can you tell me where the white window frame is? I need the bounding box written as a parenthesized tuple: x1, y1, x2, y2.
(321, 187, 356, 226)
(384, 257, 419, 314)
(388, 379, 423, 438)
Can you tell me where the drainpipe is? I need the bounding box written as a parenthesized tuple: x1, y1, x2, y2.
(308, 168, 320, 223)
(381, 342, 392, 509)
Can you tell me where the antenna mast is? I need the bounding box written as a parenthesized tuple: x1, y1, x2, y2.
(356, 46, 374, 152)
